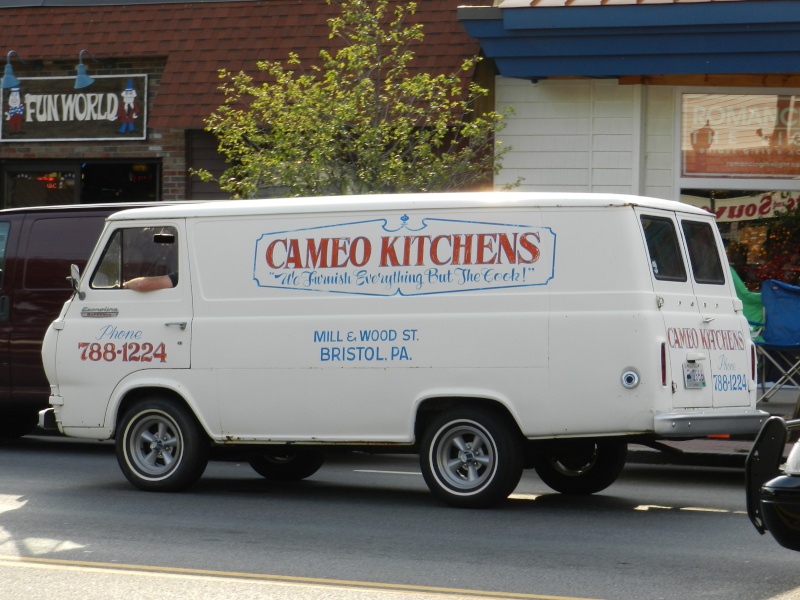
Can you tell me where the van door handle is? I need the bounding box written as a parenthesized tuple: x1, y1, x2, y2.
(165, 322, 187, 330)
(703, 316, 715, 323)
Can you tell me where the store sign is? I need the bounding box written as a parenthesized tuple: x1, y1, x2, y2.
(0, 74, 147, 142)
(681, 192, 800, 223)
(682, 94, 800, 178)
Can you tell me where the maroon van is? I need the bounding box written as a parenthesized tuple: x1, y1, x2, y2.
(0, 203, 165, 437)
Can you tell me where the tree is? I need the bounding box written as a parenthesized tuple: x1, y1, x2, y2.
(196, 0, 513, 198)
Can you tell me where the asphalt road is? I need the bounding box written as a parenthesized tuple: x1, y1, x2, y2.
(0, 435, 798, 600)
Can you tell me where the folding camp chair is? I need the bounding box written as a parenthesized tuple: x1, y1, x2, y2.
(755, 279, 800, 417)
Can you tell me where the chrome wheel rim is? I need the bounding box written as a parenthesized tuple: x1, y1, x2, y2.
(126, 410, 183, 480)
(433, 421, 496, 492)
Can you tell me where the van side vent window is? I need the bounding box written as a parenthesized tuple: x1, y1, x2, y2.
(641, 216, 687, 282)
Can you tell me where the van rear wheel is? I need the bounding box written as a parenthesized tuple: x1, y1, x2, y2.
(534, 440, 627, 495)
(420, 408, 523, 508)
(116, 398, 209, 492)
(248, 448, 325, 481)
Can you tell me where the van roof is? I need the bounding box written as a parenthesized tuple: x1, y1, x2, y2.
(106, 192, 713, 221)
(0, 201, 195, 217)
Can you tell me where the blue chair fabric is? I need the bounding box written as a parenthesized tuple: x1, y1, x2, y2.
(756, 280, 800, 415)
(760, 279, 800, 348)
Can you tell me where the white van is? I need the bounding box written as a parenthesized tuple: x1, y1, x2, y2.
(40, 192, 768, 507)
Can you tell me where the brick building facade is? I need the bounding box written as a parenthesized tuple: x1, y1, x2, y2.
(0, 0, 487, 207)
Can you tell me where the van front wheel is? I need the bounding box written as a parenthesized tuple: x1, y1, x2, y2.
(420, 408, 523, 508)
(534, 440, 627, 495)
(116, 398, 209, 492)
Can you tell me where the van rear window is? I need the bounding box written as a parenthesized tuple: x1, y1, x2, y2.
(681, 220, 725, 285)
(641, 216, 687, 282)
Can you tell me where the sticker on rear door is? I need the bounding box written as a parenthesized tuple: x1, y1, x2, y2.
(683, 363, 707, 388)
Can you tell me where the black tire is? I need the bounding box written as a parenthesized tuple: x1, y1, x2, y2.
(420, 408, 523, 508)
(116, 398, 209, 492)
(0, 410, 38, 438)
(248, 448, 325, 481)
(534, 440, 627, 495)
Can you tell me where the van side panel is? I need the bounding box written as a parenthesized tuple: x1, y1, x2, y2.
(188, 210, 553, 441)
(545, 207, 668, 435)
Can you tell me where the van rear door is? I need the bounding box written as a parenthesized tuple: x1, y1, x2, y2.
(639, 210, 714, 409)
(679, 217, 751, 408)
(639, 209, 752, 411)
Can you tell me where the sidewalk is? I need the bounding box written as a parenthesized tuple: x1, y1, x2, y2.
(627, 387, 799, 468)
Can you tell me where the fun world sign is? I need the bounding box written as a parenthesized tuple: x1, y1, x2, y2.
(1, 74, 147, 141)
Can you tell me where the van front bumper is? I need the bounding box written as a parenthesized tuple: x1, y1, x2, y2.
(654, 408, 770, 437)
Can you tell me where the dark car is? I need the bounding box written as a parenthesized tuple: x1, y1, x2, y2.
(746, 416, 800, 551)
(0, 202, 168, 438)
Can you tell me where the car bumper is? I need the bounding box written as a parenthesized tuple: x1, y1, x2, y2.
(760, 474, 800, 551)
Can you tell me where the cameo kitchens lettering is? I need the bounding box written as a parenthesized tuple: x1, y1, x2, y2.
(667, 327, 746, 351)
(253, 215, 557, 296)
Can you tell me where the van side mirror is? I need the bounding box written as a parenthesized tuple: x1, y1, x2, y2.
(68, 264, 85, 300)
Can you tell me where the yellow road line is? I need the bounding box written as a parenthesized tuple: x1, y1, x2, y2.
(0, 555, 602, 600)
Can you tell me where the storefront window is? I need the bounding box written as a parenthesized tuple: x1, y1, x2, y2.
(2, 161, 159, 208)
(681, 190, 800, 290)
(4, 170, 77, 207)
(682, 94, 800, 179)
(679, 92, 800, 291)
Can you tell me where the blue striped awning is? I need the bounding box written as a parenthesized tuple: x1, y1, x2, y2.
(457, 1, 800, 80)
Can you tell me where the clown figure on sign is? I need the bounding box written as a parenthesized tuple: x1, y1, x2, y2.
(5, 86, 23, 135)
(115, 79, 139, 134)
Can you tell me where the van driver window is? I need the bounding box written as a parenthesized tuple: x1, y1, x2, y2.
(90, 226, 178, 291)
(641, 216, 687, 282)
(682, 220, 725, 285)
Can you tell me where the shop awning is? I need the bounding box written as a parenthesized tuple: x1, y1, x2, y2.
(458, 0, 800, 80)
